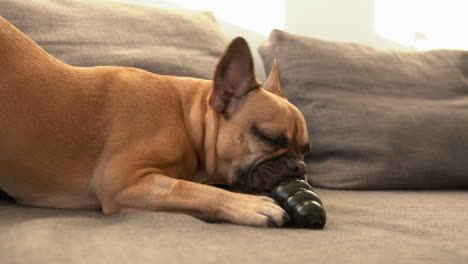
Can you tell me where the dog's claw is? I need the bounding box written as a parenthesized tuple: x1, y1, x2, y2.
(283, 213, 291, 223)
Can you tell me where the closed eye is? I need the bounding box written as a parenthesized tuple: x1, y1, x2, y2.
(258, 133, 278, 145)
(252, 125, 289, 149)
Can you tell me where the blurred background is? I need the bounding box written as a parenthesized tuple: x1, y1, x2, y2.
(113, 0, 468, 81)
(117, 0, 468, 51)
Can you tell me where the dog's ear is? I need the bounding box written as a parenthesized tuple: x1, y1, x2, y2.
(210, 37, 260, 112)
(263, 59, 287, 99)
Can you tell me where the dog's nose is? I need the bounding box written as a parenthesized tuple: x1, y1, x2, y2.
(286, 159, 307, 175)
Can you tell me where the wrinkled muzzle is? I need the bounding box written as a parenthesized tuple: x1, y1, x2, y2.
(234, 155, 307, 193)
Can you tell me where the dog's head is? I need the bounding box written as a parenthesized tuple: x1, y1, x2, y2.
(209, 37, 310, 192)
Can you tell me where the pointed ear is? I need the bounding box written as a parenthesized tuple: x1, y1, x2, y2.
(263, 59, 287, 99)
(209, 37, 260, 112)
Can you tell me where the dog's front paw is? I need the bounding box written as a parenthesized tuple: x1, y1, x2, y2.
(219, 192, 289, 227)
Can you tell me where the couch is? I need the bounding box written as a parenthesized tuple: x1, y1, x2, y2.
(1, 1, 467, 263)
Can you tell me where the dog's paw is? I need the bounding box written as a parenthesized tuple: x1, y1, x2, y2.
(220, 192, 289, 228)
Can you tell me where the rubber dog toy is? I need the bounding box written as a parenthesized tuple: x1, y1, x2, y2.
(270, 178, 326, 229)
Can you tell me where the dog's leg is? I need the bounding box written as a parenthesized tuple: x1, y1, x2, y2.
(100, 173, 288, 227)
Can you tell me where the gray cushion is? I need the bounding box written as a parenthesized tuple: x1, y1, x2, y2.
(1, 189, 467, 264)
(0, 0, 228, 79)
(259, 29, 468, 189)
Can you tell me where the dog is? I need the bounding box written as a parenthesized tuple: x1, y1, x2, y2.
(0, 16, 310, 227)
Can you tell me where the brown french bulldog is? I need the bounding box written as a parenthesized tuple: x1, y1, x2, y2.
(0, 16, 310, 227)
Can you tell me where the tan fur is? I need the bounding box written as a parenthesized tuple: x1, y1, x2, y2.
(0, 17, 308, 227)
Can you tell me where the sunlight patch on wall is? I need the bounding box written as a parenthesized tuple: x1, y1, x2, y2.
(168, 0, 285, 35)
(116, 0, 285, 35)
(375, 0, 468, 50)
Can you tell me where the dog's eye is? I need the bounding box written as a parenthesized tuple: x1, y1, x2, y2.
(258, 133, 278, 145)
(252, 125, 289, 149)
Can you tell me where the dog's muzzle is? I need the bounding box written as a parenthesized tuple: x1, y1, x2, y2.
(234, 155, 307, 193)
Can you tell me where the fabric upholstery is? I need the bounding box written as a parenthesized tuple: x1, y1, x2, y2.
(0, 0, 228, 79)
(1, 189, 467, 264)
(259, 29, 468, 189)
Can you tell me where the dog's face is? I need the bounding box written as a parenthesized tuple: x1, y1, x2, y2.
(209, 38, 310, 192)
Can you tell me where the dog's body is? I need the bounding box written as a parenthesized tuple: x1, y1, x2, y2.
(0, 17, 309, 227)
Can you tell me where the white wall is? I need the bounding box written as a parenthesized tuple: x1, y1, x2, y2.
(118, 0, 468, 78)
(284, 0, 409, 49)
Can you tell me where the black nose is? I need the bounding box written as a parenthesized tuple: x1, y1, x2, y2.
(285, 159, 307, 175)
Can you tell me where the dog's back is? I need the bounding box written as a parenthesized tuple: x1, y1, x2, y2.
(0, 17, 205, 209)
(0, 17, 108, 208)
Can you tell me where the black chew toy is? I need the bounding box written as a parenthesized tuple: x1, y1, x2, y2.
(270, 178, 326, 229)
